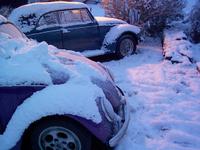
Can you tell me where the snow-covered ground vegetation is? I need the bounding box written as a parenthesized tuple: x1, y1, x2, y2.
(104, 37, 200, 150)
(163, 30, 193, 63)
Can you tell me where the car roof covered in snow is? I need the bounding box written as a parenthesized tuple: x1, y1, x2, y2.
(9, 1, 88, 33)
(0, 15, 8, 24)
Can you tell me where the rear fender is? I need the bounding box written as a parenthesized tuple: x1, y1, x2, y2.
(102, 24, 140, 52)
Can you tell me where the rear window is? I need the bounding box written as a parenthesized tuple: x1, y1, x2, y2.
(59, 9, 93, 26)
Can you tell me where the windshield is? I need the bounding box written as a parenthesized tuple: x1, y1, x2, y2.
(0, 23, 25, 39)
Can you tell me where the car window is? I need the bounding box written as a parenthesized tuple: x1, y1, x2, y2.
(59, 9, 93, 26)
(80, 9, 93, 23)
(37, 11, 60, 29)
(0, 23, 25, 39)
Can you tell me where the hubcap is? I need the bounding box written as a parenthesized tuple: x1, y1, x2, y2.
(38, 126, 81, 150)
(119, 38, 135, 57)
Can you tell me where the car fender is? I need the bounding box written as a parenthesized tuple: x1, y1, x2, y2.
(0, 84, 111, 150)
(10, 114, 113, 150)
(101, 24, 140, 52)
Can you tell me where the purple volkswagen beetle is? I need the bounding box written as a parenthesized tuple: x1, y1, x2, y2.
(0, 15, 130, 150)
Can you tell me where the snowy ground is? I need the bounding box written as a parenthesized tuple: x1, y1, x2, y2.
(88, 4, 200, 149)
(103, 38, 200, 150)
(2, 2, 200, 150)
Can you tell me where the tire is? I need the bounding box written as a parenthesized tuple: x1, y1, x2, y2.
(22, 116, 92, 150)
(116, 34, 137, 59)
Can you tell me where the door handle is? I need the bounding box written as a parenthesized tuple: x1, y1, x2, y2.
(62, 29, 70, 33)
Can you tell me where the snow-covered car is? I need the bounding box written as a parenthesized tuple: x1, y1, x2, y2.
(9, 1, 140, 58)
(0, 15, 130, 150)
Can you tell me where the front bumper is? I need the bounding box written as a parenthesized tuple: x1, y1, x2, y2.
(109, 103, 130, 147)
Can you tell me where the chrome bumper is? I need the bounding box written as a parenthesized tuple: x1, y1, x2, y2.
(109, 103, 130, 147)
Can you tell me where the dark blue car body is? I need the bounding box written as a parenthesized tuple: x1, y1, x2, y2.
(9, 2, 140, 57)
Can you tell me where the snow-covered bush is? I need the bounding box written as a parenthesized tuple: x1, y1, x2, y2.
(163, 29, 194, 64)
(102, 0, 186, 35)
(189, 0, 200, 43)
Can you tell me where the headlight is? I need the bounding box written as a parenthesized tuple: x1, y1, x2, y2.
(97, 62, 115, 81)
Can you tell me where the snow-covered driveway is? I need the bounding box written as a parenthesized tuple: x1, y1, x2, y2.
(104, 39, 200, 150)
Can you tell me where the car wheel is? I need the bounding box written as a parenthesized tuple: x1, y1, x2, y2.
(22, 117, 91, 150)
(116, 34, 137, 58)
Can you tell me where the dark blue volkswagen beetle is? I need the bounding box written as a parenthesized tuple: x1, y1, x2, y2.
(9, 1, 140, 58)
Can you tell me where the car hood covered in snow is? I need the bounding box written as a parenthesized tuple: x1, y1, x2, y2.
(95, 16, 127, 26)
(0, 35, 112, 86)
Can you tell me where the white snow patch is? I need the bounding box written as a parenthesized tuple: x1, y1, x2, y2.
(95, 16, 126, 26)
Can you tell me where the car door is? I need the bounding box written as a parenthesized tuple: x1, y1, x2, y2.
(59, 9, 101, 52)
(27, 11, 63, 49)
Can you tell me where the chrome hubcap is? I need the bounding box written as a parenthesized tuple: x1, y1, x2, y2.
(119, 39, 135, 57)
(39, 127, 81, 150)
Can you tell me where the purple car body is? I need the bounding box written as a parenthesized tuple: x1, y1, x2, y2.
(0, 15, 130, 150)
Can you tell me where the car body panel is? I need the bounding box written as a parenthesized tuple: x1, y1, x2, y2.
(0, 86, 45, 134)
(27, 26, 63, 48)
(62, 23, 101, 51)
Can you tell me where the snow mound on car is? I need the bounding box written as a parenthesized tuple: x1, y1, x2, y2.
(95, 16, 126, 26)
(0, 34, 106, 86)
(9, 1, 88, 33)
